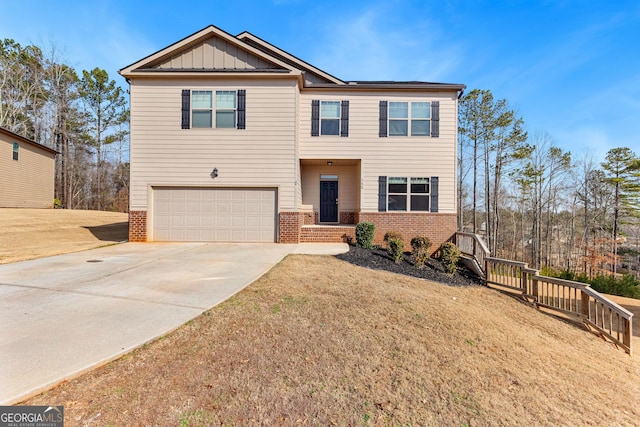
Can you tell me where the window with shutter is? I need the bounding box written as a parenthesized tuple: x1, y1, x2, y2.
(378, 176, 439, 211)
(183, 89, 244, 129)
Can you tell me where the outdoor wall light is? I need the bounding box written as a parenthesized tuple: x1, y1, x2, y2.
(211, 167, 219, 178)
(327, 161, 333, 166)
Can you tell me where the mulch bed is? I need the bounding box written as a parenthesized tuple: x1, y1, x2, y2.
(335, 244, 483, 287)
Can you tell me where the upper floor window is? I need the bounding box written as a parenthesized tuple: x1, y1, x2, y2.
(311, 100, 349, 137)
(181, 89, 246, 129)
(379, 100, 439, 138)
(388, 102, 430, 136)
(12, 142, 19, 161)
(321, 101, 340, 135)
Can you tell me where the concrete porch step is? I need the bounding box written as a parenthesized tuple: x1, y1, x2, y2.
(300, 225, 356, 243)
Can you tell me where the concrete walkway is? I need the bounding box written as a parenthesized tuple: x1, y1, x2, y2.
(0, 242, 348, 404)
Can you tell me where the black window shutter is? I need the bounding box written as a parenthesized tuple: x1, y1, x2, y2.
(311, 100, 320, 136)
(378, 176, 387, 212)
(181, 89, 190, 129)
(430, 176, 439, 212)
(379, 100, 388, 137)
(237, 89, 246, 129)
(340, 100, 349, 137)
(431, 101, 440, 137)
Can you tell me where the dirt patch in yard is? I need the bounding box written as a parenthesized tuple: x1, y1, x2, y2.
(0, 208, 128, 264)
(23, 255, 640, 426)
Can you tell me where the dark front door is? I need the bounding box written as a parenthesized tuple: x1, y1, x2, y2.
(320, 181, 338, 222)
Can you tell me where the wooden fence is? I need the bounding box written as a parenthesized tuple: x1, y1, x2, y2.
(485, 257, 634, 355)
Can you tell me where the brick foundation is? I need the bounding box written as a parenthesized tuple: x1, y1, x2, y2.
(300, 225, 355, 243)
(339, 211, 356, 224)
(355, 212, 456, 254)
(129, 210, 147, 242)
(279, 211, 304, 243)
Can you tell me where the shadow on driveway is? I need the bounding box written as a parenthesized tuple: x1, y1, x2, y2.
(83, 222, 129, 242)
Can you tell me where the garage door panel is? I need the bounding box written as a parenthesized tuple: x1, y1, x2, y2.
(153, 187, 276, 242)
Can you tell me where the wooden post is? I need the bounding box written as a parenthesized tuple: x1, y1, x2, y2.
(581, 292, 590, 320)
(624, 319, 632, 355)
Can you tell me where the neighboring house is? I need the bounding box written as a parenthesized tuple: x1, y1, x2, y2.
(0, 127, 57, 208)
(119, 25, 465, 247)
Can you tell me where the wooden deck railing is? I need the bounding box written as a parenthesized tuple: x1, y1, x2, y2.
(485, 256, 634, 355)
(455, 232, 490, 277)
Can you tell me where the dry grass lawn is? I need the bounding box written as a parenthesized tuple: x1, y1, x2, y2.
(0, 208, 128, 264)
(24, 255, 640, 426)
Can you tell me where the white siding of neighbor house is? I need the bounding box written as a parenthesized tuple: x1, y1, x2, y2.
(298, 91, 458, 213)
(128, 77, 298, 212)
(0, 133, 55, 208)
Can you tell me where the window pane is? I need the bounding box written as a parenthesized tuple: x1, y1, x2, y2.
(389, 102, 408, 118)
(388, 177, 407, 184)
(192, 110, 212, 128)
(192, 91, 212, 109)
(411, 195, 429, 211)
(388, 195, 407, 211)
(389, 120, 408, 136)
(411, 120, 430, 136)
(321, 101, 340, 118)
(321, 119, 340, 135)
(411, 177, 429, 193)
(389, 177, 407, 194)
(216, 91, 236, 109)
(412, 102, 430, 119)
(216, 111, 236, 128)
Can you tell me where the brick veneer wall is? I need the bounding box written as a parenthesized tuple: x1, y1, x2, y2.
(356, 212, 456, 254)
(303, 211, 317, 225)
(300, 225, 355, 243)
(129, 210, 147, 242)
(339, 211, 356, 224)
(279, 211, 304, 243)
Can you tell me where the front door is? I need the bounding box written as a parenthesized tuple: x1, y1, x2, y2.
(320, 181, 338, 222)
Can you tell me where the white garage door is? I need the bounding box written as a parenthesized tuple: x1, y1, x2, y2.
(153, 187, 277, 242)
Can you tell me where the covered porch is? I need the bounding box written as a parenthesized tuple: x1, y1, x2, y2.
(299, 159, 361, 242)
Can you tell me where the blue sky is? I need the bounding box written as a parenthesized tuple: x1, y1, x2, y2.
(1, 0, 639, 160)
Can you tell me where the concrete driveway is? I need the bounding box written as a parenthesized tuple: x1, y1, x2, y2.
(0, 242, 347, 404)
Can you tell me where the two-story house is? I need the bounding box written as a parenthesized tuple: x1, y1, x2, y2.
(120, 25, 465, 249)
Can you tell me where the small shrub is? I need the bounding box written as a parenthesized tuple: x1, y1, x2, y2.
(355, 222, 375, 249)
(53, 198, 62, 208)
(410, 236, 432, 269)
(439, 242, 461, 274)
(388, 237, 405, 263)
(383, 231, 405, 263)
(383, 231, 403, 244)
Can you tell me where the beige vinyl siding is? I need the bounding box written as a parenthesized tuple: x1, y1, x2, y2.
(128, 78, 297, 212)
(0, 136, 55, 208)
(298, 91, 458, 213)
(294, 89, 302, 208)
(301, 164, 359, 212)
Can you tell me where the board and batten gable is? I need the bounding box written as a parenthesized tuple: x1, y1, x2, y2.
(0, 127, 56, 208)
(128, 77, 298, 215)
(298, 90, 458, 213)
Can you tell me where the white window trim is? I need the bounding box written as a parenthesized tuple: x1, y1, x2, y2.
(191, 90, 237, 129)
(320, 100, 341, 136)
(387, 177, 430, 211)
(388, 101, 431, 137)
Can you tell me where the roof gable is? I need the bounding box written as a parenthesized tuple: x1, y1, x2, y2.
(120, 25, 300, 77)
(237, 31, 343, 85)
(0, 126, 58, 155)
